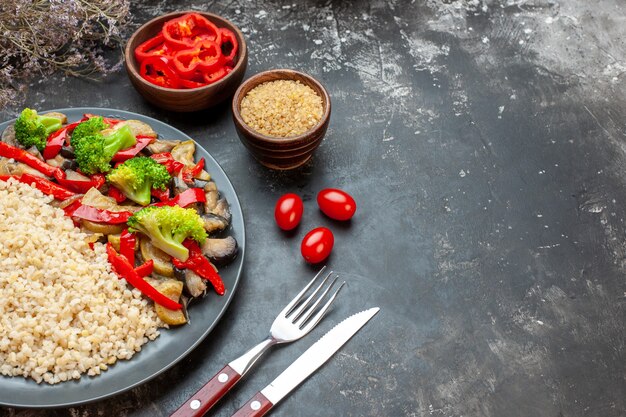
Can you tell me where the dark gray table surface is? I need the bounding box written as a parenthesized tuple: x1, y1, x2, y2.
(1, 0, 625, 416)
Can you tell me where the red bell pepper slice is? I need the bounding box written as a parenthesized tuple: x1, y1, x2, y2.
(203, 66, 229, 84)
(108, 186, 127, 203)
(150, 152, 184, 175)
(140, 56, 181, 89)
(107, 243, 182, 310)
(179, 78, 208, 89)
(64, 201, 133, 224)
(152, 188, 206, 208)
(0, 174, 76, 200)
(172, 240, 224, 295)
(150, 187, 170, 202)
(82, 114, 123, 127)
(162, 13, 220, 49)
(172, 40, 222, 77)
(218, 28, 238, 67)
(111, 136, 154, 162)
(134, 260, 154, 278)
(182, 157, 205, 183)
(43, 121, 80, 160)
(134, 33, 174, 64)
(120, 229, 136, 266)
(53, 171, 105, 194)
(0, 141, 62, 178)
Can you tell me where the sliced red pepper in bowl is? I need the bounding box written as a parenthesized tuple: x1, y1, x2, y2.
(140, 56, 181, 89)
(203, 66, 229, 84)
(134, 33, 174, 64)
(218, 28, 239, 67)
(172, 40, 222, 77)
(162, 13, 220, 49)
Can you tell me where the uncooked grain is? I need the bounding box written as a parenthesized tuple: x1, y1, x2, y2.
(240, 79, 323, 138)
(0, 179, 162, 384)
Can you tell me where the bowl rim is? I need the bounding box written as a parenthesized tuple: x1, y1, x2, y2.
(231, 69, 331, 144)
(124, 10, 247, 93)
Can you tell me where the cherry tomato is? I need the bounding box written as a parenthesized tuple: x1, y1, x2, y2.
(317, 188, 356, 221)
(274, 193, 304, 231)
(301, 227, 334, 264)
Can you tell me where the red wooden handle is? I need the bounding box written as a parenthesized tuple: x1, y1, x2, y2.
(231, 392, 273, 417)
(170, 365, 241, 417)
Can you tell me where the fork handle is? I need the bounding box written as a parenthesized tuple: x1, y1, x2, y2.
(170, 365, 241, 417)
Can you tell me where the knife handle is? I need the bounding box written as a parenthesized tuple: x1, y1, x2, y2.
(231, 392, 273, 417)
(170, 365, 241, 417)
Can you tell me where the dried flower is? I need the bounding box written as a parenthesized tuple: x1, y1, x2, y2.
(0, 0, 131, 109)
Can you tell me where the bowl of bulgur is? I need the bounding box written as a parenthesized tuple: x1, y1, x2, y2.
(232, 69, 331, 170)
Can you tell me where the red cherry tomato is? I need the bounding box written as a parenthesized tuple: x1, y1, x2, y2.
(317, 188, 356, 221)
(301, 227, 334, 264)
(274, 193, 304, 231)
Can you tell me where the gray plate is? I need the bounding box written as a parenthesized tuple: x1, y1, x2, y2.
(0, 108, 245, 408)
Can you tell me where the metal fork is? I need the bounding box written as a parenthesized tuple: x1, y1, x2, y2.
(170, 267, 344, 417)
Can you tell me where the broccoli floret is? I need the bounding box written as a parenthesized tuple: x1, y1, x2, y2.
(70, 117, 108, 147)
(74, 125, 137, 175)
(13, 108, 62, 151)
(107, 156, 171, 206)
(128, 205, 207, 261)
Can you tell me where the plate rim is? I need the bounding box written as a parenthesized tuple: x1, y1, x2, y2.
(0, 107, 245, 408)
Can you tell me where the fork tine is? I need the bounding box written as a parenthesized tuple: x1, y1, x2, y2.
(289, 270, 334, 321)
(281, 266, 327, 317)
(299, 281, 346, 332)
(295, 274, 339, 327)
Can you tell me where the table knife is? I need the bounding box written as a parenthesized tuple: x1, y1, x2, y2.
(231, 307, 379, 417)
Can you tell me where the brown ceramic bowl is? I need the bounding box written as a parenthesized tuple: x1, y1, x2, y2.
(232, 69, 331, 170)
(124, 11, 248, 112)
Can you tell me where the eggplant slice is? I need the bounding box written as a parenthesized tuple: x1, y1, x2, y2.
(201, 236, 238, 265)
(174, 266, 207, 298)
(1, 124, 19, 147)
(145, 139, 180, 155)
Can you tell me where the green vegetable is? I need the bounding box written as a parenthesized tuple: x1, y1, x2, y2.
(70, 116, 108, 147)
(73, 125, 136, 175)
(107, 156, 171, 205)
(13, 108, 62, 151)
(128, 205, 207, 261)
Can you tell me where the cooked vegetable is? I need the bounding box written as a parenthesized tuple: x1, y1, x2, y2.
(0, 141, 62, 177)
(146, 139, 180, 155)
(172, 240, 224, 295)
(154, 280, 187, 325)
(43, 121, 80, 159)
(128, 205, 207, 261)
(106, 156, 170, 205)
(13, 108, 63, 151)
(139, 237, 175, 277)
(70, 116, 108, 147)
(174, 266, 207, 298)
(201, 236, 238, 265)
(0, 173, 74, 200)
(73, 125, 136, 175)
(106, 243, 182, 310)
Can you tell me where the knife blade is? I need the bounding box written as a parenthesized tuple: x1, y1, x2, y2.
(230, 307, 380, 417)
